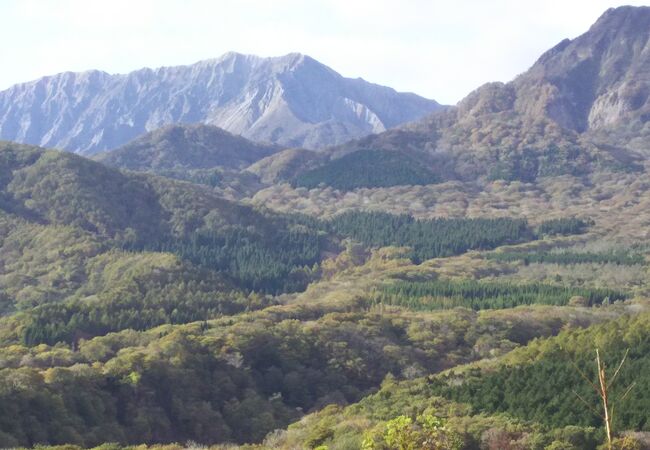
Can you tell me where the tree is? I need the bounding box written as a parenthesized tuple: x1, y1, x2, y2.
(361, 414, 462, 450)
(571, 349, 636, 450)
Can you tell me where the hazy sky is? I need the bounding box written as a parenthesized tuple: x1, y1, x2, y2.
(1, 0, 647, 104)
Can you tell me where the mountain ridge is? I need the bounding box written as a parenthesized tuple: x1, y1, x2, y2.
(0, 52, 442, 154)
(279, 6, 649, 188)
(95, 123, 282, 171)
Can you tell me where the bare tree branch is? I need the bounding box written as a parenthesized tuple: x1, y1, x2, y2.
(618, 381, 636, 403)
(608, 348, 630, 390)
(572, 389, 604, 418)
(566, 351, 601, 395)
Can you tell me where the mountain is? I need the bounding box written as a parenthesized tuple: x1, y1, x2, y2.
(3, 7, 650, 450)
(511, 5, 650, 133)
(278, 6, 649, 188)
(0, 52, 442, 154)
(453, 5, 650, 139)
(95, 123, 281, 171)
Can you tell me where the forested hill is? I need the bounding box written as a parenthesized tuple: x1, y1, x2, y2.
(267, 309, 650, 450)
(95, 123, 282, 172)
(0, 138, 648, 448)
(0, 141, 331, 305)
(0, 6, 649, 449)
(0, 140, 279, 241)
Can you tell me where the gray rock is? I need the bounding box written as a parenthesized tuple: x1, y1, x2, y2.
(512, 5, 650, 132)
(324, 6, 650, 183)
(0, 52, 441, 154)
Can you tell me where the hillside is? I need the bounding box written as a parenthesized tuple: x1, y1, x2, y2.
(292, 149, 440, 190)
(2, 5, 650, 450)
(267, 6, 649, 188)
(6, 138, 647, 447)
(0, 219, 646, 448)
(0, 52, 442, 154)
(0, 141, 334, 302)
(260, 309, 650, 449)
(95, 124, 282, 171)
(246, 148, 325, 184)
(0, 215, 645, 447)
(1, 140, 650, 448)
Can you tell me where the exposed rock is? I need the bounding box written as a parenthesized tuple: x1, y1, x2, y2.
(0, 53, 441, 154)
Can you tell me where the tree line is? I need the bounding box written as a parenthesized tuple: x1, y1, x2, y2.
(327, 211, 534, 263)
(124, 226, 324, 294)
(376, 278, 628, 312)
(486, 250, 645, 266)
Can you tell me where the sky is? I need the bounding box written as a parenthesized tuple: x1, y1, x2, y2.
(1, 0, 647, 104)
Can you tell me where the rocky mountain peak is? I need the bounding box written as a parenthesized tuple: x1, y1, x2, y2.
(0, 53, 441, 154)
(512, 5, 650, 132)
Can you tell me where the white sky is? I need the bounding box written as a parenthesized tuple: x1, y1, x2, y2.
(1, 0, 647, 104)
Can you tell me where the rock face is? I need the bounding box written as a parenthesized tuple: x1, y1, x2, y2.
(0, 53, 441, 154)
(507, 5, 650, 132)
(310, 6, 650, 185)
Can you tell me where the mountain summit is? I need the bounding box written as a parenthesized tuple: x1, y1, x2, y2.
(0, 52, 441, 154)
(95, 123, 281, 171)
(510, 5, 650, 132)
(306, 6, 650, 186)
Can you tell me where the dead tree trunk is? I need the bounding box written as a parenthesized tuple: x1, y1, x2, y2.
(570, 348, 635, 450)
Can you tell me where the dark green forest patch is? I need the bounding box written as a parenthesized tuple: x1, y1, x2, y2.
(293, 149, 439, 190)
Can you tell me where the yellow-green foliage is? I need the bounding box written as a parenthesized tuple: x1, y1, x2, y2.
(361, 414, 462, 450)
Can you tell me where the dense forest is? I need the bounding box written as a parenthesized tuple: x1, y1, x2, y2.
(327, 211, 534, 262)
(486, 250, 646, 266)
(536, 217, 593, 237)
(17, 282, 267, 347)
(122, 211, 556, 292)
(428, 312, 650, 433)
(124, 226, 325, 294)
(376, 278, 628, 311)
(292, 149, 439, 190)
(243, 311, 650, 450)
(2, 142, 650, 449)
(0, 305, 622, 448)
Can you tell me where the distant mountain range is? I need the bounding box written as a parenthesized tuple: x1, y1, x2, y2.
(3, 6, 648, 192)
(98, 6, 650, 192)
(0, 53, 441, 154)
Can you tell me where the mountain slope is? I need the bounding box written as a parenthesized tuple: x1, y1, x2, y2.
(292, 148, 440, 190)
(283, 6, 648, 187)
(0, 52, 442, 154)
(0, 141, 330, 298)
(512, 5, 650, 133)
(246, 148, 325, 184)
(95, 123, 281, 171)
(267, 308, 650, 450)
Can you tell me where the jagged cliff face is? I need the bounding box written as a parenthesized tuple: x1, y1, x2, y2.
(503, 6, 649, 132)
(0, 53, 441, 154)
(311, 6, 650, 184)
